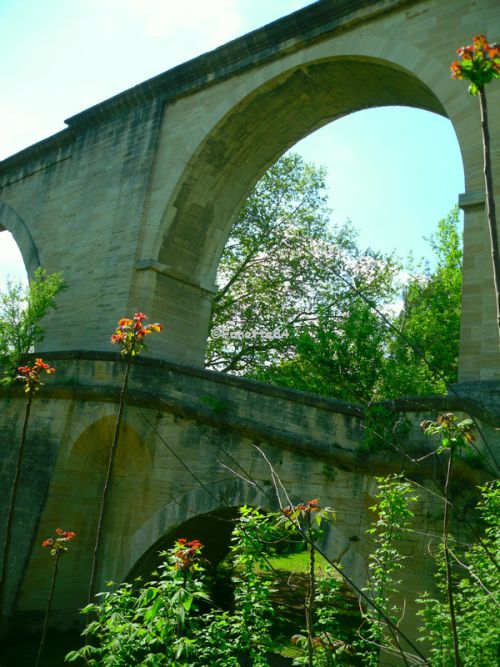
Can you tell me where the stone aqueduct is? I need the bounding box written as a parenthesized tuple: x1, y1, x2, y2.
(0, 0, 499, 657)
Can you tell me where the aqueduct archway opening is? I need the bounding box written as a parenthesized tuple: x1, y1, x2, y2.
(143, 51, 485, 378)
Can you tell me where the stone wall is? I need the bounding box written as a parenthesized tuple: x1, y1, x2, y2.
(0, 354, 496, 651)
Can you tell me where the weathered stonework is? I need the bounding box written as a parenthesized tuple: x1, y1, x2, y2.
(0, 0, 499, 377)
(0, 354, 497, 659)
(1, 1, 499, 663)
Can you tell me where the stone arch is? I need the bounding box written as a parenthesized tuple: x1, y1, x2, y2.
(117, 477, 366, 594)
(62, 415, 155, 559)
(146, 47, 468, 366)
(158, 56, 446, 281)
(17, 414, 156, 612)
(0, 202, 40, 277)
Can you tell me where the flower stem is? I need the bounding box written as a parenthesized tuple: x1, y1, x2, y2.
(0, 387, 34, 634)
(305, 521, 315, 667)
(88, 353, 133, 604)
(443, 449, 462, 667)
(478, 85, 500, 346)
(35, 553, 60, 667)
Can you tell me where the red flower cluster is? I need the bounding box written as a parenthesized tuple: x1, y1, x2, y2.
(42, 528, 76, 556)
(451, 34, 500, 94)
(283, 498, 320, 517)
(17, 358, 55, 393)
(174, 538, 203, 570)
(111, 312, 163, 356)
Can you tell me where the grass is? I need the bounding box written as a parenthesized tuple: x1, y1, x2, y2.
(267, 549, 340, 579)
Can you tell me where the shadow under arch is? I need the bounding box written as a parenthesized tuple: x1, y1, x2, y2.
(0, 202, 40, 277)
(123, 478, 274, 582)
(120, 477, 366, 596)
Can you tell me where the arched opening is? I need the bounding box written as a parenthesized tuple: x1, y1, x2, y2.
(158, 57, 447, 283)
(204, 103, 464, 399)
(125, 502, 363, 664)
(128, 507, 239, 582)
(147, 54, 466, 371)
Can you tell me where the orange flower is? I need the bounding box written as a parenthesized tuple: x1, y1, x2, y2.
(452, 35, 500, 94)
(450, 61, 463, 79)
(472, 34, 489, 51)
(41, 528, 76, 556)
(17, 359, 56, 392)
(111, 313, 163, 356)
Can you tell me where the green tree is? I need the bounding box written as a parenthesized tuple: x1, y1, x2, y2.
(0, 268, 65, 382)
(207, 155, 462, 403)
(381, 208, 462, 397)
(206, 153, 399, 393)
(256, 299, 388, 403)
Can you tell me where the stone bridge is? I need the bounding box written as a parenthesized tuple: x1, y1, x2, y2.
(1, 0, 499, 660)
(0, 354, 497, 646)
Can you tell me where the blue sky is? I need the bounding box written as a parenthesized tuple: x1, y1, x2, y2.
(0, 0, 464, 286)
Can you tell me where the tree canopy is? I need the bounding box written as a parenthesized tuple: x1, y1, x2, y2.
(206, 154, 462, 403)
(380, 208, 462, 397)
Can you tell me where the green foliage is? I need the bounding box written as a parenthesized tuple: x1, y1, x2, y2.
(278, 500, 354, 666)
(417, 481, 500, 666)
(420, 412, 476, 455)
(206, 153, 400, 399)
(358, 475, 418, 665)
(67, 542, 210, 666)
(208, 153, 462, 403)
(0, 268, 65, 382)
(66, 463, 498, 666)
(67, 510, 278, 666)
(229, 507, 277, 666)
(258, 299, 389, 403)
(381, 208, 462, 397)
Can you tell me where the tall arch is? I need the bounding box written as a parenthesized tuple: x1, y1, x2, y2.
(158, 56, 446, 282)
(140, 47, 474, 369)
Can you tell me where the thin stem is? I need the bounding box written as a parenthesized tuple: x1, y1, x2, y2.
(443, 449, 462, 667)
(88, 353, 133, 604)
(0, 387, 34, 633)
(478, 86, 500, 346)
(305, 522, 315, 667)
(35, 553, 60, 667)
